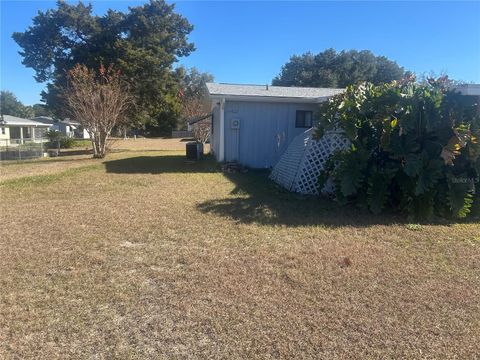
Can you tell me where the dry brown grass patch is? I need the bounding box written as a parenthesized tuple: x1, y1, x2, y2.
(0, 151, 479, 359)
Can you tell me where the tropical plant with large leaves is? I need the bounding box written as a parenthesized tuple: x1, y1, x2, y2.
(317, 77, 480, 219)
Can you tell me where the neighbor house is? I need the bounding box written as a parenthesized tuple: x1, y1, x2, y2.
(59, 119, 89, 139)
(33, 117, 89, 139)
(455, 84, 480, 112)
(206, 83, 344, 168)
(0, 115, 51, 144)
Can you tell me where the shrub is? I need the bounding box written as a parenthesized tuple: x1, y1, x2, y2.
(59, 137, 76, 149)
(317, 77, 480, 220)
(45, 130, 82, 149)
(45, 130, 64, 150)
(70, 139, 92, 148)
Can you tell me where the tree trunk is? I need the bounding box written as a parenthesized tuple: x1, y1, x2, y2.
(91, 131, 108, 158)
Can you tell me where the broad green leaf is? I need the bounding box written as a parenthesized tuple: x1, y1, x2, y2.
(414, 158, 443, 195)
(404, 154, 422, 177)
(447, 180, 474, 218)
(367, 171, 391, 214)
(335, 151, 367, 196)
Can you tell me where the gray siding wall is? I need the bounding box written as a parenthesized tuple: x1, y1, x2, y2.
(211, 104, 221, 157)
(224, 101, 318, 168)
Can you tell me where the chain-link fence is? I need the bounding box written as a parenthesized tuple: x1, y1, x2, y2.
(0, 138, 47, 161)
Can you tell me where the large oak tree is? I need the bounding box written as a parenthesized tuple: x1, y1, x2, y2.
(13, 0, 194, 135)
(273, 49, 406, 88)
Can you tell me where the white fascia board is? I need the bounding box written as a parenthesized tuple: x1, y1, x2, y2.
(209, 95, 325, 104)
(4, 123, 50, 127)
(209, 100, 217, 155)
(315, 96, 332, 103)
(219, 98, 225, 162)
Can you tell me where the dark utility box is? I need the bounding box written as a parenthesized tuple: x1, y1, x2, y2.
(186, 142, 203, 160)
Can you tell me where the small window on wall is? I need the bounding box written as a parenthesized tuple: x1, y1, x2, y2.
(296, 111, 313, 128)
(1, 127, 5, 135)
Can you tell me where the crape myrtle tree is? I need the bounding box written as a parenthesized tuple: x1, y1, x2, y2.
(65, 64, 133, 158)
(192, 119, 211, 144)
(13, 0, 194, 135)
(273, 49, 406, 88)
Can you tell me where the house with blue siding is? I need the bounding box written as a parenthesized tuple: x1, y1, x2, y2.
(206, 83, 344, 168)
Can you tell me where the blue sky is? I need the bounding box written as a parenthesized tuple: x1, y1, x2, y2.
(1, 1, 479, 105)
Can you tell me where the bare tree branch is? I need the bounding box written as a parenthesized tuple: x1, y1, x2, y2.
(192, 118, 211, 144)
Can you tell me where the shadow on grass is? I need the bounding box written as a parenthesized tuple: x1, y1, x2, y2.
(201, 171, 480, 227)
(104, 154, 220, 174)
(104, 154, 473, 227)
(197, 170, 412, 227)
(58, 149, 93, 156)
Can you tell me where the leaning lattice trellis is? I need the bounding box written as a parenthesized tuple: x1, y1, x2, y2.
(270, 128, 350, 195)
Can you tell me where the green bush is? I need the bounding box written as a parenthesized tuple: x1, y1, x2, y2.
(45, 130, 91, 149)
(45, 130, 63, 150)
(70, 139, 92, 148)
(317, 77, 480, 220)
(59, 137, 76, 149)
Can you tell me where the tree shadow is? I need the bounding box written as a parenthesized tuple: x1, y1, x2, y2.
(196, 170, 414, 228)
(198, 170, 479, 228)
(104, 153, 475, 228)
(58, 149, 93, 156)
(104, 154, 220, 174)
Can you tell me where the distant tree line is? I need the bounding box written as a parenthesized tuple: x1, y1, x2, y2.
(0, 90, 52, 118)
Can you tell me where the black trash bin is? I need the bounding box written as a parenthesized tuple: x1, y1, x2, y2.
(186, 142, 203, 160)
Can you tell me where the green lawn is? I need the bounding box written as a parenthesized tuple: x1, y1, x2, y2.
(1, 149, 479, 359)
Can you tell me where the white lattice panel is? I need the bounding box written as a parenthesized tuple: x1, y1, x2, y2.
(270, 130, 349, 195)
(269, 129, 311, 191)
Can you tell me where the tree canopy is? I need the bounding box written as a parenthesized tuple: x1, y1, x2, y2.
(32, 104, 54, 117)
(177, 67, 214, 100)
(13, 0, 195, 135)
(272, 49, 406, 88)
(0, 91, 34, 118)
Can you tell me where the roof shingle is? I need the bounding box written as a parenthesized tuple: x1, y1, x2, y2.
(0, 115, 51, 127)
(206, 82, 344, 102)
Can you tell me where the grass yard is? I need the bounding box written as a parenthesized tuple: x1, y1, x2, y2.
(0, 139, 479, 359)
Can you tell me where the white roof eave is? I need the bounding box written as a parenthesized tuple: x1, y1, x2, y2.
(209, 94, 326, 104)
(1, 114, 52, 127)
(2, 123, 51, 127)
